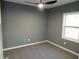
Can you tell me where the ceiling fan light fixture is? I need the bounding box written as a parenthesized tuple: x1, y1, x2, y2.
(24, 0, 57, 8)
(38, 3, 44, 8)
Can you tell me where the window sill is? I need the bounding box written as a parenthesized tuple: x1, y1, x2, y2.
(62, 37, 79, 43)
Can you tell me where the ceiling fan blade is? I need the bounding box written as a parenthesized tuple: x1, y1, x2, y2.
(44, 0, 57, 4)
(24, 1, 38, 5)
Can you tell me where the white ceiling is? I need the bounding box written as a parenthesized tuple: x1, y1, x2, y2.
(4, 0, 78, 8)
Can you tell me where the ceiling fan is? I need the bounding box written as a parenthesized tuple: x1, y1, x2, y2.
(24, 0, 57, 8)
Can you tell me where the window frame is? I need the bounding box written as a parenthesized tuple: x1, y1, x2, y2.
(62, 12, 79, 43)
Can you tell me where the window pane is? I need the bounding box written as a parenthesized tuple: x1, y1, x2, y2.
(64, 27, 79, 40)
(65, 14, 79, 27)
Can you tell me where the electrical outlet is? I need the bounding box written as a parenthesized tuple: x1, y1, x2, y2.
(64, 42, 67, 45)
(28, 38, 31, 41)
(5, 57, 8, 59)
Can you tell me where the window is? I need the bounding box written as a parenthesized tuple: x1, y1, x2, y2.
(62, 12, 79, 43)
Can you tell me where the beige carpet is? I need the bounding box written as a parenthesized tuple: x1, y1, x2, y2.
(4, 42, 78, 59)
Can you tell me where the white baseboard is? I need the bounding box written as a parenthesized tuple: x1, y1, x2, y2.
(47, 40, 79, 56)
(3, 40, 48, 51)
(3, 40, 79, 58)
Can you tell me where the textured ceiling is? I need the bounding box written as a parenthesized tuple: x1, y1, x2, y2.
(4, 0, 78, 8)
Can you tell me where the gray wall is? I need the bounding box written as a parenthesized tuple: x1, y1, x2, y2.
(47, 1, 79, 53)
(2, 1, 47, 48)
(2, 1, 79, 54)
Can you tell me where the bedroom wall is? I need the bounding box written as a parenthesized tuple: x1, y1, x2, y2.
(2, 1, 79, 54)
(47, 1, 79, 53)
(2, 1, 47, 48)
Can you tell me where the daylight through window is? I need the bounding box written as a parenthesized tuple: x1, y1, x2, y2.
(62, 12, 79, 43)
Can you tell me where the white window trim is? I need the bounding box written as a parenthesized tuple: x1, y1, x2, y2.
(62, 12, 79, 43)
